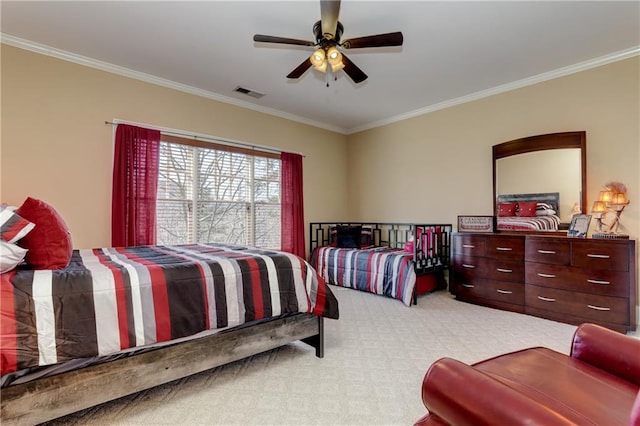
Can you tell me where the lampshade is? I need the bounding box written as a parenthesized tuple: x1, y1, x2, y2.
(326, 46, 344, 72)
(611, 192, 628, 205)
(591, 201, 607, 213)
(598, 190, 613, 203)
(310, 49, 327, 72)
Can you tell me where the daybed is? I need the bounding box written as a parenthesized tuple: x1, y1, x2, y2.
(415, 323, 640, 426)
(496, 192, 562, 231)
(1, 242, 339, 425)
(309, 222, 452, 305)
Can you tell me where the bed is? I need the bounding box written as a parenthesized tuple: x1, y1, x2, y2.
(0, 243, 339, 425)
(309, 223, 452, 305)
(495, 193, 562, 232)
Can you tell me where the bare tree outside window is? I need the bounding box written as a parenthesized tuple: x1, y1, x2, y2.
(156, 141, 281, 248)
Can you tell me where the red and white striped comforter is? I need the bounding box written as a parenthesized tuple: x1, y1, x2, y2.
(496, 215, 560, 231)
(0, 244, 339, 375)
(311, 246, 416, 306)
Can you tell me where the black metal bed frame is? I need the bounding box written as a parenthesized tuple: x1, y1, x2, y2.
(308, 222, 452, 277)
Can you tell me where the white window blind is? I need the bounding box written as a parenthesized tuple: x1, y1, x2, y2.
(156, 138, 281, 249)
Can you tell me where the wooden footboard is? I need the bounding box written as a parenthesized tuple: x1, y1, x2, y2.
(1, 314, 323, 425)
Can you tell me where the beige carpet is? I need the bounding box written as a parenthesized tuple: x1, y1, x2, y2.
(45, 286, 605, 425)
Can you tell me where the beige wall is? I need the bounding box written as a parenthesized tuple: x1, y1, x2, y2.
(347, 57, 639, 244)
(2, 46, 638, 304)
(1, 45, 349, 249)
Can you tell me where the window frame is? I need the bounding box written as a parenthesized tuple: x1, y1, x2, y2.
(157, 134, 281, 248)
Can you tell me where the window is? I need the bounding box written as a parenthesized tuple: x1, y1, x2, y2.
(156, 136, 281, 249)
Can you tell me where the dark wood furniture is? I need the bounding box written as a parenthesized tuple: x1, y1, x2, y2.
(451, 233, 637, 333)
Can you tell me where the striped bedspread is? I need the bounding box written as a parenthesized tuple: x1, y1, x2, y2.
(0, 244, 339, 375)
(311, 246, 416, 306)
(496, 215, 560, 231)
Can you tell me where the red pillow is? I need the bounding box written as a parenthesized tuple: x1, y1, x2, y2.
(16, 197, 73, 269)
(518, 201, 538, 217)
(497, 202, 517, 217)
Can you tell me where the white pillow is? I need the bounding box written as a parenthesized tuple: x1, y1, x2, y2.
(0, 239, 28, 273)
(536, 209, 556, 216)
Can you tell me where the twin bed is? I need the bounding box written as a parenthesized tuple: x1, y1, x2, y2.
(309, 222, 452, 306)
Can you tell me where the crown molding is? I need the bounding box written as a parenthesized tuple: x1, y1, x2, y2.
(346, 46, 640, 134)
(1, 33, 348, 134)
(3, 33, 637, 137)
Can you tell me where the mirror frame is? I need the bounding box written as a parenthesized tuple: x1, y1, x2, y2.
(492, 131, 587, 225)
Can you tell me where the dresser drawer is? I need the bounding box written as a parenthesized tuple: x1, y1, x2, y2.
(456, 278, 524, 306)
(525, 237, 570, 265)
(484, 258, 524, 283)
(525, 263, 629, 297)
(453, 234, 486, 257)
(571, 241, 629, 271)
(526, 285, 628, 325)
(486, 236, 525, 260)
(453, 255, 489, 281)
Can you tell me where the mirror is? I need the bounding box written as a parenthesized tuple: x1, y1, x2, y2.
(493, 131, 586, 228)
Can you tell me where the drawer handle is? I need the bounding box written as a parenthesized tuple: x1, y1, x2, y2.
(587, 304, 611, 311)
(537, 250, 556, 254)
(587, 279, 610, 285)
(461, 283, 474, 288)
(496, 289, 512, 294)
(537, 273, 556, 278)
(496, 268, 512, 273)
(462, 264, 475, 269)
(587, 254, 610, 259)
(537, 296, 556, 302)
(462, 244, 475, 248)
(496, 247, 512, 251)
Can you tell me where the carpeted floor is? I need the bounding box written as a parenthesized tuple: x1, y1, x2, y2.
(45, 286, 615, 425)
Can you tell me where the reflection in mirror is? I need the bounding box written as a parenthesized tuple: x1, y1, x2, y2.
(492, 131, 586, 232)
(496, 149, 581, 222)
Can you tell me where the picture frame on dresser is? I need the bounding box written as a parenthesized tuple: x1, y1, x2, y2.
(457, 215, 495, 233)
(568, 214, 591, 238)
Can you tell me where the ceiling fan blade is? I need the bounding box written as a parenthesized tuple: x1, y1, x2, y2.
(253, 34, 315, 46)
(341, 53, 367, 84)
(320, 0, 340, 38)
(287, 58, 313, 79)
(342, 32, 404, 49)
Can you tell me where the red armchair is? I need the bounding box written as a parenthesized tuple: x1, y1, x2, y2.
(415, 323, 640, 426)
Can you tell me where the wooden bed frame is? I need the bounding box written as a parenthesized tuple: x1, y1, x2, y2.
(1, 314, 324, 425)
(309, 222, 452, 302)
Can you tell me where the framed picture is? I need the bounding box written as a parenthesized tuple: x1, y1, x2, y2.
(568, 214, 591, 238)
(457, 215, 495, 233)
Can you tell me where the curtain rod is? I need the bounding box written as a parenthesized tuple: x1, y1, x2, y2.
(104, 120, 305, 157)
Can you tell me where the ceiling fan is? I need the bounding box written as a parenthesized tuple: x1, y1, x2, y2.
(253, 0, 403, 84)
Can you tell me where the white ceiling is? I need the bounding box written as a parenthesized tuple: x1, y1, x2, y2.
(2, 1, 639, 134)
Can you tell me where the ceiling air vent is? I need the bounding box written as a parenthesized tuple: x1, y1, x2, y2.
(234, 86, 265, 99)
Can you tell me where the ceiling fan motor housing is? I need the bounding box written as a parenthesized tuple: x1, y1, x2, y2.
(313, 20, 344, 44)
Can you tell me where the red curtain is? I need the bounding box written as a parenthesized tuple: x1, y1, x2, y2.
(111, 124, 161, 247)
(281, 152, 305, 258)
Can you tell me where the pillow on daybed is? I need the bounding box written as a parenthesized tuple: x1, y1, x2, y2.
(517, 201, 538, 217)
(16, 197, 73, 270)
(0, 205, 35, 243)
(330, 226, 372, 248)
(497, 202, 517, 217)
(336, 225, 362, 248)
(0, 240, 28, 273)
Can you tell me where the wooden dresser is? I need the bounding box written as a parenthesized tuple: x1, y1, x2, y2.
(451, 233, 637, 333)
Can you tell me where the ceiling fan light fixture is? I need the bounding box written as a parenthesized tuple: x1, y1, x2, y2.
(310, 48, 326, 71)
(326, 46, 344, 72)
